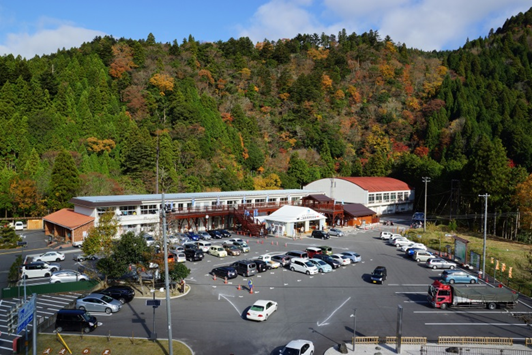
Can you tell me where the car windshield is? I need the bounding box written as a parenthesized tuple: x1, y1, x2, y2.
(250, 305, 264, 312)
(317, 260, 326, 265)
(282, 347, 301, 355)
(101, 295, 114, 303)
(304, 261, 314, 267)
(81, 312, 92, 321)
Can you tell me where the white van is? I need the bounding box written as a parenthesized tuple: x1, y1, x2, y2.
(196, 241, 212, 252)
(413, 250, 435, 263)
(289, 257, 318, 275)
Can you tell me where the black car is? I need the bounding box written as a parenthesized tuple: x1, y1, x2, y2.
(254, 259, 271, 273)
(371, 266, 387, 284)
(217, 229, 231, 238)
(211, 266, 237, 279)
(311, 230, 330, 239)
(184, 249, 204, 261)
(313, 254, 341, 269)
(96, 285, 135, 304)
(208, 230, 223, 239)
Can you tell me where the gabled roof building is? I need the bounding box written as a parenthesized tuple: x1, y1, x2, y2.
(303, 177, 414, 216)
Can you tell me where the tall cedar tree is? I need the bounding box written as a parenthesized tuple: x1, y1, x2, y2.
(49, 150, 81, 210)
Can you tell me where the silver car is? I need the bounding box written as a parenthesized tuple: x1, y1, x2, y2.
(425, 258, 457, 269)
(328, 228, 344, 237)
(341, 251, 361, 263)
(50, 270, 89, 283)
(76, 293, 122, 314)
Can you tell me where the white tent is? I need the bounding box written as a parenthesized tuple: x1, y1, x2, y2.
(262, 206, 326, 237)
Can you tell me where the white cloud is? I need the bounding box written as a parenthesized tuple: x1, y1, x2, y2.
(0, 24, 105, 59)
(238, 0, 532, 50)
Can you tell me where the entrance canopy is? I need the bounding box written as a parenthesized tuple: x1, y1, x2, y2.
(258, 206, 326, 237)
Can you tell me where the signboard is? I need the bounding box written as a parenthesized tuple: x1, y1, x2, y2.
(16, 295, 35, 334)
(146, 300, 160, 307)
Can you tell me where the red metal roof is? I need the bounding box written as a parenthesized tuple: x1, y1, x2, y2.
(337, 177, 412, 192)
(43, 208, 94, 230)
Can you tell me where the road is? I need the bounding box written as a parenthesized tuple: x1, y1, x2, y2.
(2, 224, 532, 354)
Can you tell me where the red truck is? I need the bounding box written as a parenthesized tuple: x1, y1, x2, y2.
(428, 280, 518, 310)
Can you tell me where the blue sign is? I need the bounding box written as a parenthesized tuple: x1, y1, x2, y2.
(16, 295, 36, 334)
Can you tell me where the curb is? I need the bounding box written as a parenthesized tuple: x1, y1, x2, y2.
(135, 284, 191, 300)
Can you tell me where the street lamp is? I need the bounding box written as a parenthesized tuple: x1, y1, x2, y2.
(422, 177, 430, 232)
(479, 194, 489, 281)
(205, 214, 209, 230)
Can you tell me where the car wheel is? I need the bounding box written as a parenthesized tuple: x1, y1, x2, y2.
(79, 306, 86, 311)
(55, 327, 63, 333)
(290, 267, 295, 271)
(449, 265, 455, 269)
(470, 279, 477, 284)
(440, 303, 447, 310)
(105, 307, 112, 314)
(83, 327, 91, 334)
(54, 281, 61, 284)
(119, 298, 126, 304)
(56, 258, 61, 262)
(319, 268, 323, 273)
(416, 258, 421, 262)
(432, 265, 437, 269)
(306, 271, 310, 275)
(488, 302, 497, 310)
(45, 273, 51, 277)
(449, 279, 455, 284)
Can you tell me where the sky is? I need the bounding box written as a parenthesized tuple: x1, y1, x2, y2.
(0, 0, 531, 59)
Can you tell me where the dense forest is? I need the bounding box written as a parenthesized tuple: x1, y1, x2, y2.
(2, 8, 532, 239)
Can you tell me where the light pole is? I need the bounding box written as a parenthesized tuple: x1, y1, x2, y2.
(161, 193, 173, 354)
(205, 214, 209, 230)
(479, 194, 489, 281)
(422, 177, 430, 232)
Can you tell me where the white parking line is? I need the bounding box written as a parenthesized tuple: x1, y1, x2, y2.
(425, 322, 529, 326)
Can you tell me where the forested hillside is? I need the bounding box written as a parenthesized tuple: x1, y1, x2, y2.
(2, 8, 532, 238)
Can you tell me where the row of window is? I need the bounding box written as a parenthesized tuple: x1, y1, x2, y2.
(368, 192, 411, 204)
(97, 197, 298, 216)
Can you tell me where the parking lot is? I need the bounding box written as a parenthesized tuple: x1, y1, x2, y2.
(3, 226, 532, 355)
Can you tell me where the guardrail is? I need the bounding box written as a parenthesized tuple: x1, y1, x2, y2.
(385, 336, 427, 345)
(438, 336, 513, 346)
(351, 336, 379, 346)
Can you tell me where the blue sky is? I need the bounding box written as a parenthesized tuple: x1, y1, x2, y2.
(0, 0, 531, 59)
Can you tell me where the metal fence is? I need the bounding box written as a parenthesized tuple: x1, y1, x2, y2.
(421, 345, 532, 355)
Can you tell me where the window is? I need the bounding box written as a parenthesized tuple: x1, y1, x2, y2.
(404, 192, 410, 200)
(141, 205, 157, 215)
(375, 193, 382, 203)
(280, 198, 288, 202)
(119, 206, 137, 216)
(255, 199, 265, 204)
(123, 225, 137, 232)
(390, 193, 396, 201)
(368, 194, 375, 204)
(397, 192, 404, 201)
(97, 207, 114, 216)
(227, 201, 234, 205)
(383, 193, 389, 202)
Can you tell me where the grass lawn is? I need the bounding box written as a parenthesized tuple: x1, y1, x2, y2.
(404, 224, 532, 290)
(36, 333, 192, 355)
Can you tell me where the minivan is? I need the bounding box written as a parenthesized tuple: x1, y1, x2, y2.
(184, 249, 204, 261)
(230, 260, 257, 277)
(305, 247, 322, 258)
(289, 257, 318, 275)
(413, 250, 434, 263)
(285, 250, 309, 259)
(208, 245, 227, 258)
(55, 309, 98, 333)
(196, 241, 212, 252)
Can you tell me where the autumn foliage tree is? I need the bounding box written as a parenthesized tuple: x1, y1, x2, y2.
(109, 43, 137, 79)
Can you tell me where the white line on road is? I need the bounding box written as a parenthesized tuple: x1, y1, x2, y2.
(316, 297, 352, 327)
(425, 322, 529, 326)
(395, 292, 426, 294)
(218, 294, 241, 316)
(415, 310, 532, 314)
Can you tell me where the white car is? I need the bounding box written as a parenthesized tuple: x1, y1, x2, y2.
(246, 300, 278, 321)
(395, 239, 414, 249)
(14, 221, 25, 231)
(174, 253, 186, 263)
(389, 237, 409, 246)
(280, 340, 314, 355)
(227, 238, 244, 244)
(400, 243, 426, 252)
(35, 251, 65, 262)
(208, 245, 227, 257)
(331, 253, 351, 265)
(254, 255, 281, 269)
(50, 270, 89, 283)
(380, 231, 393, 239)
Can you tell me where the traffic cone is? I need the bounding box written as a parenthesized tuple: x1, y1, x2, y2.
(213, 274, 217, 281)
(285, 243, 287, 247)
(224, 277, 228, 284)
(237, 284, 241, 291)
(276, 241, 278, 246)
(271, 241, 274, 245)
(249, 287, 253, 294)
(261, 240, 264, 244)
(257, 240, 259, 244)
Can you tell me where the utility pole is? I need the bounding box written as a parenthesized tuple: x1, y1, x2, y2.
(162, 193, 173, 355)
(422, 177, 430, 232)
(479, 194, 489, 281)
